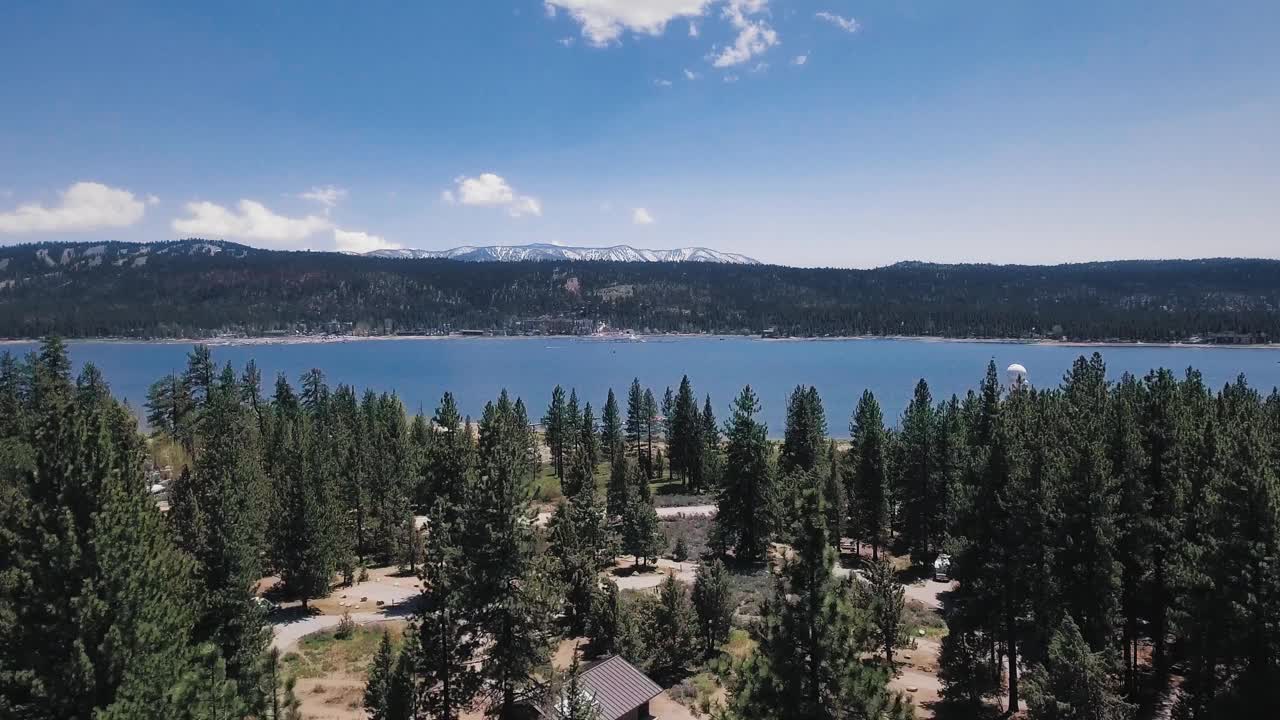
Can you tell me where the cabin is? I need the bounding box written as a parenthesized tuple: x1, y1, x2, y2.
(543, 656, 663, 720)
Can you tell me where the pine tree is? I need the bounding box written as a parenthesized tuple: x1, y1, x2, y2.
(557, 655, 604, 720)
(1109, 372, 1149, 693)
(625, 379, 647, 470)
(649, 574, 698, 681)
(713, 385, 775, 563)
(864, 557, 906, 668)
(1054, 354, 1121, 651)
(702, 394, 722, 489)
(621, 463, 663, 566)
(169, 363, 269, 697)
(849, 390, 890, 560)
(821, 442, 846, 548)
(1024, 616, 1134, 720)
(365, 631, 395, 720)
(670, 376, 701, 489)
(544, 385, 568, 481)
(549, 486, 618, 633)
(898, 379, 937, 565)
(606, 448, 630, 521)
(601, 388, 623, 464)
(727, 487, 911, 720)
(467, 391, 559, 717)
(589, 579, 622, 656)
(780, 385, 826, 475)
(276, 413, 340, 607)
(661, 386, 675, 478)
(579, 401, 599, 472)
(692, 558, 735, 657)
(644, 387, 659, 477)
(412, 502, 482, 720)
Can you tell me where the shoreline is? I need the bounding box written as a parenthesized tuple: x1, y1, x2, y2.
(1, 333, 1277, 350)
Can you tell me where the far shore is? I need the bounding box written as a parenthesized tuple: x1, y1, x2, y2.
(1, 332, 1277, 350)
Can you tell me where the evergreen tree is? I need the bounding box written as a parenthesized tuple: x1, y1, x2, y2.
(727, 487, 911, 720)
(702, 394, 722, 489)
(1054, 354, 1121, 650)
(544, 385, 569, 481)
(606, 448, 630, 521)
(589, 579, 622, 656)
(556, 655, 604, 720)
(1024, 616, 1134, 720)
(467, 391, 559, 717)
(169, 364, 269, 697)
(423, 392, 474, 531)
(648, 574, 698, 681)
(864, 557, 906, 668)
(780, 385, 826, 475)
(692, 558, 735, 657)
(625, 379, 647, 471)
(276, 413, 340, 607)
(549, 486, 618, 633)
(713, 385, 775, 563)
(849, 390, 890, 560)
(364, 630, 396, 720)
(670, 376, 700, 488)
(579, 401, 599, 472)
(601, 388, 623, 463)
(821, 442, 846, 548)
(661, 386, 675, 478)
(1109, 372, 1149, 693)
(412, 502, 482, 720)
(644, 387, 659, 476)
(620, 463, 663, 566)
(898, 379, 938, 564)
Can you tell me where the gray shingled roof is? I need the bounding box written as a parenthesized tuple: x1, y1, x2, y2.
(579, 656, 662, 720)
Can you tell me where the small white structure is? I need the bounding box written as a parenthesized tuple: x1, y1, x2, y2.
(934, 553, 952, 582)
(1006, 363, 1028, 388)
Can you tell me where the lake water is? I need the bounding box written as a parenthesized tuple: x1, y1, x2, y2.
(4, 337, 1278, 435)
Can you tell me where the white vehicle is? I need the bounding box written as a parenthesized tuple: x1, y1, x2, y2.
(933, 553, 952, 582)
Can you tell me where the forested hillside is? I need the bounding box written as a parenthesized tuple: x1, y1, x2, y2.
(1, 240, 1278, 341)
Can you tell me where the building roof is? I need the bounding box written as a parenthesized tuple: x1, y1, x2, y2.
(579, 656, 662, 720)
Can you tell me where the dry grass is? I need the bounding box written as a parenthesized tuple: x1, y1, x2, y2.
(280, 621, 407, 680)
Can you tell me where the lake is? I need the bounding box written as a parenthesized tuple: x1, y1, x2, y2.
(4, 337, 1278, 435)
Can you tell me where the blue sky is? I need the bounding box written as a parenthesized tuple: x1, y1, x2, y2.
(1, 1, 1277, 267)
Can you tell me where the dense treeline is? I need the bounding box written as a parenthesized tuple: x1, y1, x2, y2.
(3, 239, 1280, 341)
(3, 339, 1278, 718)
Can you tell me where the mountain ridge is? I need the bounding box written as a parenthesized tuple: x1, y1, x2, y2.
(364, 243, 760, 264)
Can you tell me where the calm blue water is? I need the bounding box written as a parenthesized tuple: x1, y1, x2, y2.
(4, 338, 1278, 435)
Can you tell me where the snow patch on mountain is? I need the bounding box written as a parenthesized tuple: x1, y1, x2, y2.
(366, 243, 759, 264)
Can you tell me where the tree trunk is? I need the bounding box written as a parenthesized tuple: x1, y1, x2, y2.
(1005, 607, 1019, 713)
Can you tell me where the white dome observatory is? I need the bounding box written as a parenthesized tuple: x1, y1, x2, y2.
(1006, 363, 1028, 387)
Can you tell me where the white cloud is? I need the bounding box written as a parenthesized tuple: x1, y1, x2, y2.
(632, 207, 655, 225)
(0, 181, 147, 234)
(558, 36, 575, 47)
(655, 78, 673, 87)
(444, 173, 542, 217)
(171, 199, 330, 245)
(684, 68, 700, 80)
(545, 0, 714, 46)
(333, 227, 400, 254)
(723, 74, 740, 83)
(299, 185, 348, 211)
(689, 21, 699, 37)
(815, 11, 859, 33)
(792, 54, 808, 66)
(751, 61, 769, 73)
(711, 0, 778, 68)
(147, 194, 161, 205)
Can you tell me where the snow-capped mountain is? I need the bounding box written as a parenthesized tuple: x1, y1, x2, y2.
(365, 243, 760, 264)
